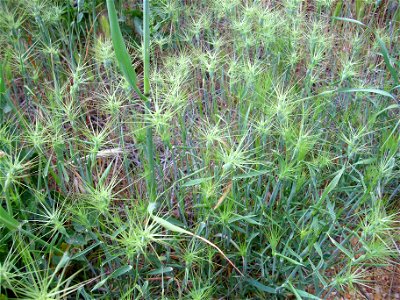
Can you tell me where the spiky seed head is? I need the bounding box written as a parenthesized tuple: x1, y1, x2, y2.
(94, 38, 114, 67)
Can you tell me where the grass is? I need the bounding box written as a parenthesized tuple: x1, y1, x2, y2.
(0, 0, 399, 299)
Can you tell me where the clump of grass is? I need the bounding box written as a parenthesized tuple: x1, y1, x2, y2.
(0, 0, 399, 298)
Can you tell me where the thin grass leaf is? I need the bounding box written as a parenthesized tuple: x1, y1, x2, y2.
(332, 0, 343, 18)
(319, 166, 345, 204)
(91, 265, 133, 291)
(337, 88, 395, 100)
(376, 36, 399, 85)
(332, 17, 366, 27)
(147, 266, 173, 275)
(274, 252, 305, 267)
(71, 241, 103, 261)
(0, 63, 5, 124)
(151, 214, 193, 235)
(246, 278, 276, 294)
(143, 0, 150, 95)
(229, 214, 262, 226)
(106, 0, 145, 100)
(286, 281, 321, 300)
(308, 259, 328, 288)
(328, 234, 354, 261)
(0, 205, 19, 230)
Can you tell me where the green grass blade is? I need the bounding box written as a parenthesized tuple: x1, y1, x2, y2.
(142, 0, 156, 201)
(337, 88, 395, 100)
(286, 281, 321, 300)
(151, 214, 193, 235)
(246, 278, 276, 294)
(71, 241, 103, 260)
(332, 17, 366, 27)
(328, 234, 354, 261)
(0, 205, 19, 230)
(376, 36, 399, 85)
(0, 63, 5, 124)
(274, 252, 305, 267)
(106, 0, 145, 100)
(143, 0, 150, 96)
(319, 166, 345, 204)
(91, 265, 133, 291)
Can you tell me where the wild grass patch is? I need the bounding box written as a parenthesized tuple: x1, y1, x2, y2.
(0, 0, 399, 298)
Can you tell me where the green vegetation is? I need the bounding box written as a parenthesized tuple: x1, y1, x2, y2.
(0, 0, 399, 298)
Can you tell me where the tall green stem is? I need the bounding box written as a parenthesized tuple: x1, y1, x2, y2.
(0, 63, 5, 125)
(143, 0, 150, 95)
(143, 0, 156, 201)
(106, 0, 156, 201)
